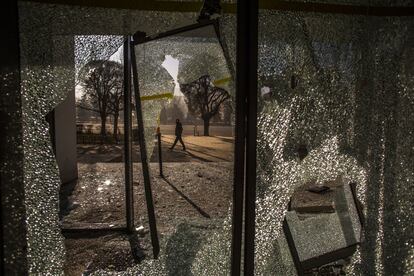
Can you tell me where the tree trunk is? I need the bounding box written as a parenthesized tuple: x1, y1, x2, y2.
(203, 118, 210, 136)
(113, 113, 119, 143)
(100, 114, 107, 143)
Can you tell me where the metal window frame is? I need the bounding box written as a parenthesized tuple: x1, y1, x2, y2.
(19, 0, 414, 17)
(1, 1, 28, 275)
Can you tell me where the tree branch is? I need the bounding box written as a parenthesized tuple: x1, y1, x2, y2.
(76, 104, 100, 113)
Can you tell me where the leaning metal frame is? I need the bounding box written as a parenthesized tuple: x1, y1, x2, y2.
(128, 18, 241, 261)
(129, 37, 161, 259)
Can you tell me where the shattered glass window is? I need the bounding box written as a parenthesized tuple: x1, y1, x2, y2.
(14, 0, 413, 275)
(255, 9, 413, 276)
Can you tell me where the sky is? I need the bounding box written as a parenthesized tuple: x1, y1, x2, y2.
(161, 55, 183, 97)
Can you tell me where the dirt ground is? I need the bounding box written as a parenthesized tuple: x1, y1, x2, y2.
(61, 162, 233, 275)
(62, 133, 235, 275)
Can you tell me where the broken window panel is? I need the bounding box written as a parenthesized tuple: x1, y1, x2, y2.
(129, 21, 235, 275)
(61, 37, 125, 228)
(255, 9, 413, 276)
(59, 36, 127, 230)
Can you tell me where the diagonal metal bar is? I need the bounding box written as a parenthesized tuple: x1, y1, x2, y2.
(130, 39, 160, 259)
(123, 36, 134, 233)
(133, 19, 217, 45)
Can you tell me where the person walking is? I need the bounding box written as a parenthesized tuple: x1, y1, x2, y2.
(169, 119, 186, 151)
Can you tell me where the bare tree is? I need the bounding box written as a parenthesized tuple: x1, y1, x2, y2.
(180, 75, 230, 136)
(78, 60, 123, 139)
(107, 73, 123, 142)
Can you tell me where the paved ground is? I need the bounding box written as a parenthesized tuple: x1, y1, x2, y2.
(158, 124, 234, 137)
(77, 135, 234, 163)
(61, 162, 233, 275)
(158, 135, 234, 162)
(77, 123, 234, 137)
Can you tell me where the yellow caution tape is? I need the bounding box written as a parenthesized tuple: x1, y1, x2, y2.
(140, 92, 174, 101)
(213, 77, 232, 86)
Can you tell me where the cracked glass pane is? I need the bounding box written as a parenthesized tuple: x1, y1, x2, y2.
(255, 9, 413, 276)
(60, 37, 127, 229)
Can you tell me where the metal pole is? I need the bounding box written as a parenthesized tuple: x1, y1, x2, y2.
(123, 36, 134, 233)
(157, 127, 163, 177)
(240, 0, 259, 275)
(230, 0, 255, 274)
(130, 41, 160, 259)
